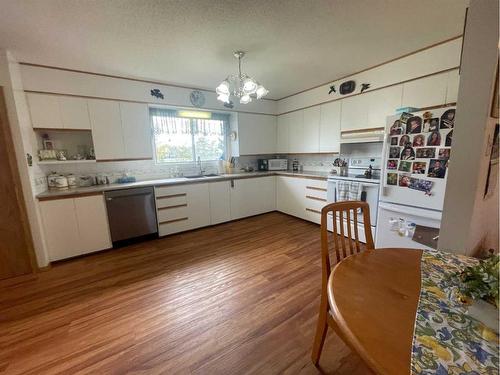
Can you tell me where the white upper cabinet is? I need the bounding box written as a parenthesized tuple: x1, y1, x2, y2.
(88, 99, 125, 160)
(27, 93, 91, 130)
(276, 113, 290, 153)
(237, 113, 276, 155)
(59, 96, 91, 129)
(287, 110, 304, 153)
(340, 94, 369, 131)
(366, 85, 403, 129)
(27, 93, 62, 129)
(401, 72, 448, 108)
(445, 69, 460, 104)
(319, 101, 341, 152)
(302, 107, 320, 153)
(120, 102, 153, 159)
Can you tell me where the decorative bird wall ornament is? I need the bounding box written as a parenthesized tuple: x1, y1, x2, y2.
(328, 85, 336, 95)
(150, 89, 164, 99)
(360, 83, 370, 93)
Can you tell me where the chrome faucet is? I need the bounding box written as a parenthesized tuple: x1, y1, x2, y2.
(197, 156, 205, 175)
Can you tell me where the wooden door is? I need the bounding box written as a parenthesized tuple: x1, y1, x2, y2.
(0, 87, 36, 279)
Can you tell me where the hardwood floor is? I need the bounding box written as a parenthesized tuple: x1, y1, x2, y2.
(0, 212, 372, 374)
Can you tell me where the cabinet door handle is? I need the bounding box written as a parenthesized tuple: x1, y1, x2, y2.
(106, 197, 113, 201)
(230, 180, 234, 188)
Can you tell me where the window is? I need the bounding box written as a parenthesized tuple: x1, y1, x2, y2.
(150, 108, 228, 163)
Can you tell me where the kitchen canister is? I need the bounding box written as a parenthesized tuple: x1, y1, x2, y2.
(66, 174, 77, 188)
(47, 173, 59, 189)
(54, 175, 69, 190)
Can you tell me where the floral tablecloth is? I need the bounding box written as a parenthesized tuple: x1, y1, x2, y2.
(411, 251, 499, 375)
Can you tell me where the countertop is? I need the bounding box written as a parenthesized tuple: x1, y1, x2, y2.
(37, 170, 331, 200)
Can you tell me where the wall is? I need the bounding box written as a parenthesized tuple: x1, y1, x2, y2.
(277, 38, 462, 114)
(439, 0, 499, 255)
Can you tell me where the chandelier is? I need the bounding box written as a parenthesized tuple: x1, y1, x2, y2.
(216, 51, 269, 104)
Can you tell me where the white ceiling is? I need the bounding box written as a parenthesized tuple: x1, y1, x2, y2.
(0, 0, 468, 99)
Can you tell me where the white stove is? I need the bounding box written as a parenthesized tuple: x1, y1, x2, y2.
(327, 157, 381, 243)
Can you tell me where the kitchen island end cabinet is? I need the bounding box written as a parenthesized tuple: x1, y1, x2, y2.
(39, 194, 112, 261)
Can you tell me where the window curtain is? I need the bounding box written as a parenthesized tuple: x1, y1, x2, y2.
(150, 108, 229, 136)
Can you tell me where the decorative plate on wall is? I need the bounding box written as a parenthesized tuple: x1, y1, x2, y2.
(190, 90, 205, 107)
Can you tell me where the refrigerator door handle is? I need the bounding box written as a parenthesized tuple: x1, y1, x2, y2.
(379, 202, 442, 221)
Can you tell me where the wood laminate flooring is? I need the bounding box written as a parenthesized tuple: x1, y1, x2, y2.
(0, 212, 372, 374)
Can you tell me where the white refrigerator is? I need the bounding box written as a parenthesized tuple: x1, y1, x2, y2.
(375, 107, 455, 250)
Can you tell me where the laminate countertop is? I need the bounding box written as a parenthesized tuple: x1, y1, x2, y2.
(36, 170, 331, 200)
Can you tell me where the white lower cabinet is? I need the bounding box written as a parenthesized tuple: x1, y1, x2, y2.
(156, 183, 210, 236)
(230, 176, 276, 220)
(209, 181, 232, 225)
(276, 176, 327, 224)
(40, 194, 112, 261)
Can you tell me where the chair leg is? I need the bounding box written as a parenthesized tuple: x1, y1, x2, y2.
(311, 305, 328, 366)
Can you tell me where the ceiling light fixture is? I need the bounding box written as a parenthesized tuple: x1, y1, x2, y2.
(216, 51, 269, 105)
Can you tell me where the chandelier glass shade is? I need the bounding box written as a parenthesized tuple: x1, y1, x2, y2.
(216, 51, 268, 105)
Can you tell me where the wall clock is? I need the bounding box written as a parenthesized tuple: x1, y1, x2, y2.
(190, 90, 205, 107)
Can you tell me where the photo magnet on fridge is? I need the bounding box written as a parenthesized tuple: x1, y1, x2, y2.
(387, 159, 398, 170)
(400, 146, 415, 160)
(390, 120, 404, 135)
(390, 137, 398, 146)
(389, 147, 401, 158)
(406, 116, 422, 134)
(398, 160, 412, 172)
(428, 159, 447, 178)
(445, 130, 453, 146)
(399, 112, 413, 133)
(416, 148, 436, 158)
(440, 109, 456, 129)
(412, 134, 425, 147)
(438, 148, 451, 159)
(399, 135, 411, 146)
(423, 118, 440, 132)
(409, 178, 434, 194)
(398, 173, 411, 187)
(412, 162, 427, 174)
(387, 173, 398, 185)
(427, 131, 441, 146)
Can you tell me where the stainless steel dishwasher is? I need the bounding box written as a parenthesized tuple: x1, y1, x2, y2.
(104, 187, 157, 242)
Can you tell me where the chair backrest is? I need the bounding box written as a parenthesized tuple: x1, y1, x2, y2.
(319, 201, 374, 292)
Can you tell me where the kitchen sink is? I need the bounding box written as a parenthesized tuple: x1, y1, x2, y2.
(184, 173, 220, 179)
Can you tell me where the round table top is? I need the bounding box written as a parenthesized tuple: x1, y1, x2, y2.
(327, 248, 423, 375)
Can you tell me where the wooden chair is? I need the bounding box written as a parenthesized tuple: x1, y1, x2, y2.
(311, 200, 374, 366)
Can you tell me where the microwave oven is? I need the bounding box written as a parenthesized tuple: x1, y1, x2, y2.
(268, 159, 288, 171)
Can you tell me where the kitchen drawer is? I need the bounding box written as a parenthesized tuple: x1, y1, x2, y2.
(155, 185, 190, 197)
(305, 207, 322, 224)
(304, 179, 327, 190)
(305, 185, 327, 200)
(158, 218, 191, 236)
(156, 193, 187, 208)
(157, 205, 188, 222)
(304, 195, 328, 212)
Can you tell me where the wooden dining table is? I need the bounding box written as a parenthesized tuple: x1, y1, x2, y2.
(327, 248, 423, 375)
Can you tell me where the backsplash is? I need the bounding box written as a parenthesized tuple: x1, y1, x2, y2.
(33, 143, 383, 194)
